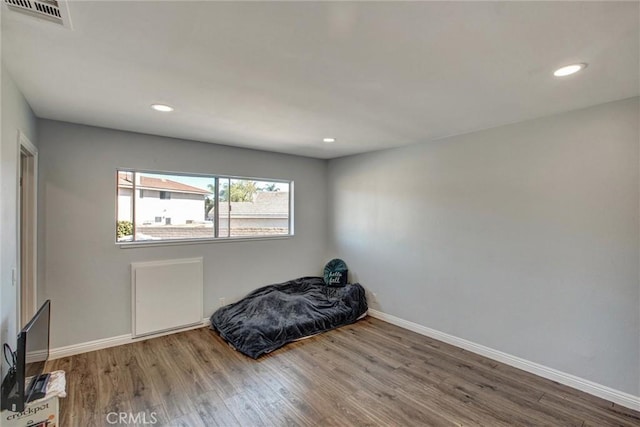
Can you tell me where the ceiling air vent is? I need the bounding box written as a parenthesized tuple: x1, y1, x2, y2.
(4, 0, 72, 28)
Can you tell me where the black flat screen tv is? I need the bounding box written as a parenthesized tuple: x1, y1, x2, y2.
(1, 300, 51, 413)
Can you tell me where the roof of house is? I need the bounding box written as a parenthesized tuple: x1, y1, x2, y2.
(209, 191, 289, 218)
(118, 172, 211, 195)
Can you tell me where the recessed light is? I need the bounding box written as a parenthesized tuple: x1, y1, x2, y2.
(323, 137, 336, 143)
(151, 103, 174, 112)
(553, 63, 587, 77)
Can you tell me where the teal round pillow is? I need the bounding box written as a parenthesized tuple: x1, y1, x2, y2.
(324, 258, 348, 286)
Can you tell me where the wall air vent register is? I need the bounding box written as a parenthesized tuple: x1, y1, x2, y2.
(3, 0, 72, 28)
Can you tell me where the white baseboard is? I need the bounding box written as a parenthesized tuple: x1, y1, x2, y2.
(368, 309, 640, 411)
(49, 317, 211, 360)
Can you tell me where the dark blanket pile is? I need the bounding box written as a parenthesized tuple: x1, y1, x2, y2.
(210, 276, 368, 358)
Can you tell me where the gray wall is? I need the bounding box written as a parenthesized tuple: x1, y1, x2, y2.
(37, 120, 328, 348)
(327, 97, 640, 395)
(1, 65, 38, 378)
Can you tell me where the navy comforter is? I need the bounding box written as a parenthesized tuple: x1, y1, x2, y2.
(210, 276, 368, 358)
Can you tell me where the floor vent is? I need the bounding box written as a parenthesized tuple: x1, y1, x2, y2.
(3, 0, 72, 28)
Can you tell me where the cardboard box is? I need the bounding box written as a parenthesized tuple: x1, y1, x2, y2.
(1, 394, 59, 427)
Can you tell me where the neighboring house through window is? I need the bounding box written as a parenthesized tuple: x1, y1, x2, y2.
(116, 170, 292, 243)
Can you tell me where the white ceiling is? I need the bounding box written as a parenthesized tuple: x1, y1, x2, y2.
(2, 1, 638, 159)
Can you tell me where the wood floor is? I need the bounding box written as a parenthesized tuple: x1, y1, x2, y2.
(46, 317, 640, 426)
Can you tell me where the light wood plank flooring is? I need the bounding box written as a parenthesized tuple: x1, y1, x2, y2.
(46, 317, 640, 426)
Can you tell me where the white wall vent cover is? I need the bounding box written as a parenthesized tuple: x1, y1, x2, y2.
(3, 0, 72, 28)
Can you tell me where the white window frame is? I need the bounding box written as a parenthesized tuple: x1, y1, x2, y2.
(116, 169, 294, 247)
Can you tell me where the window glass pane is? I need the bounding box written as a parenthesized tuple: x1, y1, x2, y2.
(119, 171, 215, 241)
(218, 178, 230, 238)
(117, 170, 291, 243)
(228, 179, 290, 237)
(116, 171, 134, 242)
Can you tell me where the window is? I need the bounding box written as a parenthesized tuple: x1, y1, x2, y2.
(116, 170, 292, 243)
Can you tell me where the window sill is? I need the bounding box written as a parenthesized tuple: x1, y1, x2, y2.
(117, 234, 293, 249)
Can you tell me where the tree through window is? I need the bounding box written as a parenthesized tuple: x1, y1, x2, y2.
(116, 170, 292, 243)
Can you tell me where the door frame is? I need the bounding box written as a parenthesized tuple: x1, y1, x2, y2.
(17, 130, 38, 328)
